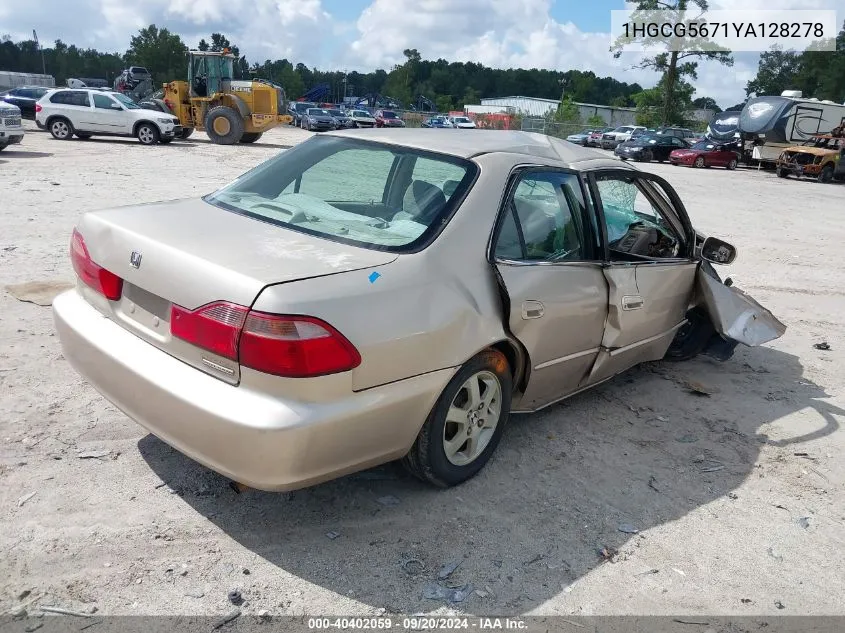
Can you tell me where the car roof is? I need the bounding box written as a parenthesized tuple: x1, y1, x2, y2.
(325, 129, 621, 166)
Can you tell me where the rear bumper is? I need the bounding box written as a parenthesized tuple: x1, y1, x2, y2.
(53, 290, 454, 491)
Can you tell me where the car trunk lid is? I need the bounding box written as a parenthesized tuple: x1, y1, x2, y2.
(75, 197, 396, 383)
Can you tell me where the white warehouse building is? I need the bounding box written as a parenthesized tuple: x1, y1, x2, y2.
(477, 95, 715, 127)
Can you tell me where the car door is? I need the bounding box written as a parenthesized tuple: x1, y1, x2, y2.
(667, 136, 688, 160)
(583, 169, 698, 385)
(491, 168, 608, 411)
(64, 90, 95, 129)
(90, 92, 128, 133)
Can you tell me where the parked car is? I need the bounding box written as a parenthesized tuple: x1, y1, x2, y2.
(422, 116, 453, 128)
(326, 108, 353, 129)
(288, 101, 315, 126)
(615, 133, 690, 162)
(586, 127, 614, 147)
(1, 86, 50, 119)
(300, 108, 336, 132)
(35, 88, 182, 145)
(669, 140, 741, 170)
(375, 109, 405, 128)
(600, 125, 647, 149)
(0, 101, 24, 151)
(448, 115, 476, 129)
(776, 135, 845, 183)
(566, 129, 600, 146)
(655, 126, 697, 141)
(52, 129, 785, 492)
(347, 109, 377, 128)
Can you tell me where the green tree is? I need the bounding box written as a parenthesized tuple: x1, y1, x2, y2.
(555, 94, 582, 124)
(612, 0, 733, 125)
(435, 94, 454, 113)
(745, 46, 801, 97)
(587, 114, 607, 127)
(692, 96, 720, 112)
(126, 25, 187, 83)
(197, 39, 209, 52)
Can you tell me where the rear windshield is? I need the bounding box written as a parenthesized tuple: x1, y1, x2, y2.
(205, 135, 477, 252)
(381, 111, 397, 118)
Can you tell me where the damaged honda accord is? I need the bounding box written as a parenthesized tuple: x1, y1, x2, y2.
(52, 130, 786, 491)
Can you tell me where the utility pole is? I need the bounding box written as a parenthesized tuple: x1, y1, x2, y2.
(33, 30, 46, 75)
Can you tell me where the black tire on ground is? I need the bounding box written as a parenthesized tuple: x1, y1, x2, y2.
(664, 307, 717, 361)
(727, 158, 738, 170)
(402, 349, 512, 487)
(75, 132, 92, 139)
(777, 167, 789, 178)
(0, 143, 8, 152)
(49, 117, 74, 140)
(819, 165, 834, 184)
(240, 132, 263, 144)
(693, 156, 705, 168)
(640, 150, 652, 162)
(204, 106, 244, 145)
(159, 138, 173, 144)
(178, 128, 194, 140)
(35, 121, 45, 130)
(136, 122, 160, 145)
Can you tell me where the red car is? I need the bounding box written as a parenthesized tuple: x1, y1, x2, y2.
(375, 109, 405, 128)
(670, 140, 740, 169)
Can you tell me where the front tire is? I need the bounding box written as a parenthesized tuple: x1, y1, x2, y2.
(727, 158, 738, 170)
(240, 132, 263, 144)
(49, 118, 73, 140)
(178, 128, 194, 139)
(402, 349, 512, 487)
(777, 167, 789, 178)
(693, 156, 705, 168)
(204, 106, 244, 145)
(136, 123, 160, 145)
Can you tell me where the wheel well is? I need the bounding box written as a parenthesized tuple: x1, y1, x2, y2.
(45, 115, 69, 127)
(133, 120, 159, 135)
(487, 340, 528, 394)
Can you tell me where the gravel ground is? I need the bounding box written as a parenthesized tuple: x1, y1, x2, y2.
(1, 123, 844, 618)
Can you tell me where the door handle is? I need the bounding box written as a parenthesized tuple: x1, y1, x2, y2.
(522, 300, 544, 319)
(622, 295, 644, 311)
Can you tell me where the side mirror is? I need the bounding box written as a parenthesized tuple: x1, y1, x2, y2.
(701, 236, 737, 265)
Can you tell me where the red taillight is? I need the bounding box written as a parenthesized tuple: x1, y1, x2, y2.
(35, 103, 42, 113)
(170, 303, 361, 378)
(171, 301, 247, 360)
(69, 229, 123, 300)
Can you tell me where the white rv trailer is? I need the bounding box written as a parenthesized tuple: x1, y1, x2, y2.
(739, 90, 845, 164)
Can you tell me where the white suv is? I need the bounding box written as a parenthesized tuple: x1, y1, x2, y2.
(36, 88, 182, 145)
(0, 101, 24, 151)
(600, 125, 647, 149)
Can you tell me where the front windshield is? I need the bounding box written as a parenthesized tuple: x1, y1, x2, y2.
(113, 93, 140, 109)
(691, 141, 715, 150)
(353, 110, 370, 117)
(382, 111, 397, 118)
(295, 103, 312, 112)
(616, 126, 633, 133)
(328, 109, 344, 116)
(205, 136, 477, 252)
(307, 108, 327, 115)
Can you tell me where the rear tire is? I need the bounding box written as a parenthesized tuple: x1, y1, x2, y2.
(178, 128, 194, 139)
(136, 123, 160, 145)
(402, 349, 512, 487)
(240, 132, 263, 144)
(49, 118, 73, 140)
(204, 106, 244, 145)
(819, 164, 834, 184)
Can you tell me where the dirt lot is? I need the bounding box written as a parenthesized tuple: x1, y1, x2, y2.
(1, 124, 844, 618)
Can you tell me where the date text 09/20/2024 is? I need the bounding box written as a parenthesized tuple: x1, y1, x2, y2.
(307, 617, 527, 630)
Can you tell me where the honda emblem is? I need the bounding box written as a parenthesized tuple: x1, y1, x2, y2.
(129, 251, 142, 269)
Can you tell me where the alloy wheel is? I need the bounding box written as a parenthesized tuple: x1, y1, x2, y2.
(442, 370, 502, 466)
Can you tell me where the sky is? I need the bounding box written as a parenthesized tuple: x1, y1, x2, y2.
(1, 0, 843, 108)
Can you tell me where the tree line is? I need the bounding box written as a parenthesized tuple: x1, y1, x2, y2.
(1, 27, 644, 112)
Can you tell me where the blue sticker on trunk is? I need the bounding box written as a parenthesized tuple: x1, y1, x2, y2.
(368, 271, 381, 283)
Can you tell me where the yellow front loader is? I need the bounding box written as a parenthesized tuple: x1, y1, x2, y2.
(152, 50, 293, 144)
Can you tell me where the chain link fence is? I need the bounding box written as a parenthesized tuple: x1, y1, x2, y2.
(520, 117, 589, 139)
